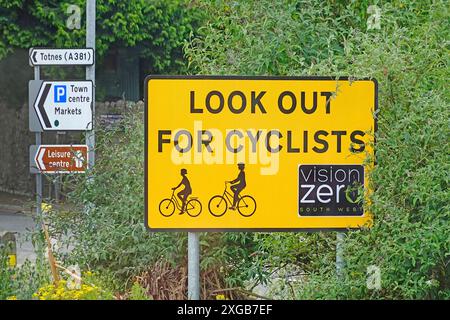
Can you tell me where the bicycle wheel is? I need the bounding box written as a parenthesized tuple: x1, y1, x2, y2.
(186, 199, 202, 217)
(208, 195, 228, 217)
(159, 199, 175, 217)
(237, 195, 256, 217)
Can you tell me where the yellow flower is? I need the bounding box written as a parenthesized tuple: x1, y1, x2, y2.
(33, 280, 102, 300)
(41, 203, 53, 213)
(6, 296, 17, 300)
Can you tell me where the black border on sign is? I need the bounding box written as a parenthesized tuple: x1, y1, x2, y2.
(29, 47, 95, 67)
(33, 80, 94, 131)
(144, 75, 378, 232)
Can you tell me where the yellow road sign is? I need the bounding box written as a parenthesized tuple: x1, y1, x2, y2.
(145, 76, 377, 231)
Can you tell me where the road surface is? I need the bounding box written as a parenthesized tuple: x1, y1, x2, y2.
(0, 210, 36, 265)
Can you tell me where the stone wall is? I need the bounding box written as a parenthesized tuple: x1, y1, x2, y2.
(0, 102, 35, 194)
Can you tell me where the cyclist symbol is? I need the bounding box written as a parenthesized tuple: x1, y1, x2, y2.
(208, 163, 256, 217)
(159, 169, 202, 217)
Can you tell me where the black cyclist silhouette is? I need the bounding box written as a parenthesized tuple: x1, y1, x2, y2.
(228, 163, 246, 210)
(208, 163, 256, 217)
(173, 168, 191, 214)
(159, 168, 202, 217)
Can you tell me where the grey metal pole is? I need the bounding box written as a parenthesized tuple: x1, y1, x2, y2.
(34, 66, 42, 226)
(86, 0, 95, 169)
(188, 232, 200, 300)
(54, 132, 60, 203)
(336, 232, 345, 278)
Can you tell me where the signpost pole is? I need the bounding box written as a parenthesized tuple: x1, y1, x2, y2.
(86, 0, 95, 169)
(188, 232, 200, 300)
(54, 133, 60, 202)
(34, 66, 42, 228)
(336, 232, 345, 278)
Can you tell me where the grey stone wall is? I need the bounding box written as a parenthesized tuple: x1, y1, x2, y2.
(0, 102, 35, 194)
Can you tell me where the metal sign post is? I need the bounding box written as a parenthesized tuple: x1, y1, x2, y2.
(336, 232, 345, 278)
(34, 66, 42, 231)
(86, 0, 95, 169)
(188, 232, 200, 300)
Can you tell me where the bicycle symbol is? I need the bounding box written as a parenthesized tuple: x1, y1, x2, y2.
(159, 189, 202, 217)
(208, 182, 257, 217)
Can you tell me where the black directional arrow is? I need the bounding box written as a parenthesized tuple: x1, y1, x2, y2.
(32, 51, 37, 63)
(38, 83, 52, 128)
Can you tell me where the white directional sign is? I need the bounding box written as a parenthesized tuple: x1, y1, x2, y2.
(33, 81, 93, 131)
(29, 48, 94, 66)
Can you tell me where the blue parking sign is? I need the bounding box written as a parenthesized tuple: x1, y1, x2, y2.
(54, 85, 67, 103)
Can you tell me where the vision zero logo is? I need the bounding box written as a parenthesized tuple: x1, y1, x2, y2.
(298, 164, 364, 216)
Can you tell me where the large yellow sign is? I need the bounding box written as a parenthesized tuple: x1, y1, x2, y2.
(145, 76, 377, 231)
